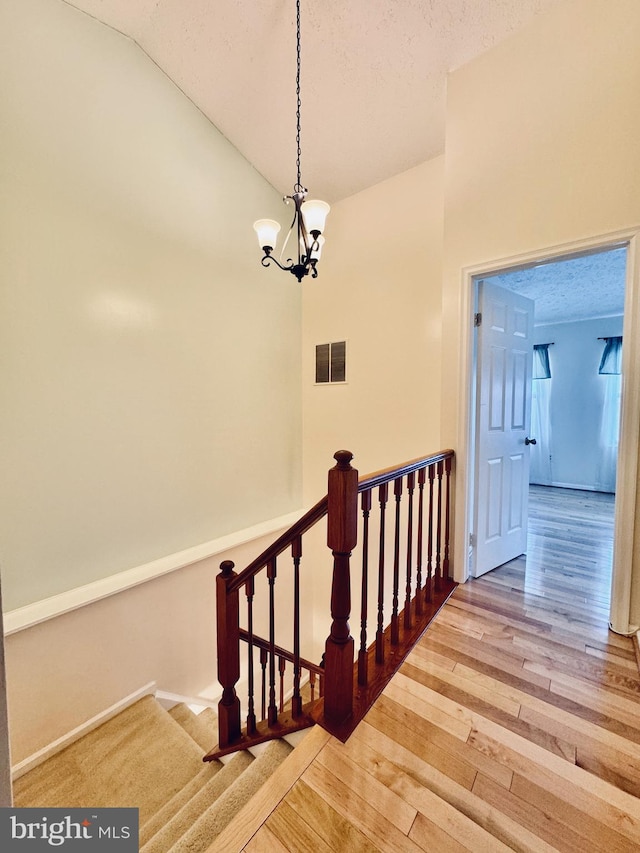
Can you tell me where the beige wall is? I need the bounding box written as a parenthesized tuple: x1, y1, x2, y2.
(5, 0, 640, 765)
(5, 523, 319, 765)
(0, 0, 302, 612)
(300, 158, 446, 653)
(302, 157, 445, 503)
(443, 0, 640, 439)
(441, 0, 640, 625)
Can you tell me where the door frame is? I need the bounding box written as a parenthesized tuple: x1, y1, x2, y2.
(455, 228, 640, 635)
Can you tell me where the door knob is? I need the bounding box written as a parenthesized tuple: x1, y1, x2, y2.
(525, 437, 537, 445)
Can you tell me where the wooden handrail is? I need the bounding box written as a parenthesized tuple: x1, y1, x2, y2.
(357, 449, 454, 492)
(238, 629, 324, 678)
(228, 450, 454, 594)
(209, 447, 456, 759)
(227, 494, 328, 594)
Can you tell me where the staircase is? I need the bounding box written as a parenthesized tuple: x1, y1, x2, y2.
(214, 449, 456, 757)
(11, 448, 457, 849)
(12, 695, 294, 852)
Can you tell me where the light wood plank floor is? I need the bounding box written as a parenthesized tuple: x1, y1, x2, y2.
(215, 486, 640, 852)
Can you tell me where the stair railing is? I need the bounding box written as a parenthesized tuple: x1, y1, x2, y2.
(206, 448, 455, 760)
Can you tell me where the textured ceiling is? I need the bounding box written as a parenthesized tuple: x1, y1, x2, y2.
(59, 0, 618, 324)
(64, 0, 562, 202)
(484, 248, 627, 325)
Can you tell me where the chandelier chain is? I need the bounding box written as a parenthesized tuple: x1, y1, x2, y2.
(295, 0, 302, 190)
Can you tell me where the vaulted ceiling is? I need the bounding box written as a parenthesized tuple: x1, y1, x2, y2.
(62, 0, 624, 322)
(65, 0, 562, 203)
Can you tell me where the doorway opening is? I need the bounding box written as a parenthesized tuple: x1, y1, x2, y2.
(468, 243, 628, 617)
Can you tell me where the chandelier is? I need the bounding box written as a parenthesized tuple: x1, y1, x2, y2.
(253, 0, 330, 283)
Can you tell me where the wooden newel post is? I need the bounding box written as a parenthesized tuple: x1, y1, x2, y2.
(217, 560, 241, 748)
(324, 450, 358, 723)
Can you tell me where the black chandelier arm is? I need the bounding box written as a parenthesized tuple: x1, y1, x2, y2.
(260, 252, 294, 272)
(260, 251, 313, 283)
(296, 206, 315, 259)
(284, 189, 317, 262)
(286, 203, 300, 259)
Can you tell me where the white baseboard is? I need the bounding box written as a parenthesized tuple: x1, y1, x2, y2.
(547, 481, 594, 491)
(533, 481, 614, 493)
(11, 682, 157, 780)
(155, 688, 220, 712)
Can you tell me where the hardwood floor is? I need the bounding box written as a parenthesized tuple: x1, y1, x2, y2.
(211, 486, 640, 852)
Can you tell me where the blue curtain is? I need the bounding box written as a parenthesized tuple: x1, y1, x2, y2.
(596, 336, 622, 492)
(530, 344, 552, 485)
(598, 336, 622, 374)
(533, 344, 551, 379)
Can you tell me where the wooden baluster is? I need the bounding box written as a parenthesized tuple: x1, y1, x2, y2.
(435, 460, 443, 593)
(278, 656, 286, 712)
(245, 576, 257, 736)
(404, 472, 415, 630)
(324, 450, 358, 724)
(416, 467, 426, 616)
(216, 560, 241, 748)
(291, 536, 303, 718)
(358, 488, 372, 686)
(426, 463, 435, 604)
(267, 557, 278, 726)
(391, 476, 403, 645)
(260, 647, 268, 721)
(375, 482, 389, 665)
(443, 455, 452, 581)
(309, 670, 316, 702)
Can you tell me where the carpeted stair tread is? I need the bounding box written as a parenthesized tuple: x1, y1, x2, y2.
(191, 708, 219, 755)
(168, 704, 217, 753)
(13, 696, 205, 824)
(139, 762, 223, 847)
(166, 739, 294, 853)
(140, 750, 254, 853)
(196, 709, 218, 754)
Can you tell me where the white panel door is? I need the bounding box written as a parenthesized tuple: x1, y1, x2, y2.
(473, 280, 535, 577)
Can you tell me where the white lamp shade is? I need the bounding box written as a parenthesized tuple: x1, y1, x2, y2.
(301, 199, 330, 234)
(253, 218, 281, 250)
